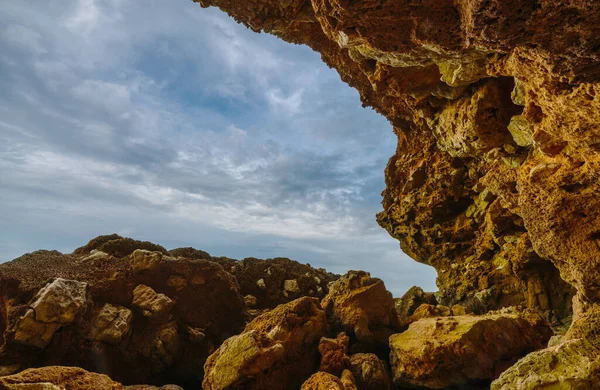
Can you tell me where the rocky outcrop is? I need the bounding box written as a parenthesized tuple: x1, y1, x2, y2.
(0, 238, 247, 388)
(203, 297, 327, 389)
(389, 309, 553, 389)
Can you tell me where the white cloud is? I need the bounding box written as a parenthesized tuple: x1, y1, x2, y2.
(0, 0, 437, 294)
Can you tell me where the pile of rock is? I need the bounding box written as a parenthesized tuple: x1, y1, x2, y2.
(0, 236, 567, 389)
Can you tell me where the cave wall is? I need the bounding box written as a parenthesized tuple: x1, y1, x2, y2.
(195, 0, 600, 330)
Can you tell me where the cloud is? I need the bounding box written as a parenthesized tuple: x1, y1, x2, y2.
(0, 0, 437, 294)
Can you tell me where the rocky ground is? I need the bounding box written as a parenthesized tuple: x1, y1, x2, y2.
(0, 235, 567, 389)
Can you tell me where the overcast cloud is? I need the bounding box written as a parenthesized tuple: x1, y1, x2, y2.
(0, 0, 437, 295)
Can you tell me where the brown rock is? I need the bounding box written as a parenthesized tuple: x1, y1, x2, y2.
(203, 297, 327, 390)
(394, 286, 437, 325)
(322, 271, 400, 347)
(389, 310, 553, 388)
(0, 366, 122, 389)
(491, 338, 600, 390)
(318, 333, 350, 376)
(0, 236, 246, 388)
(301, 372, 345, 390)
(348, 353, 391, 390)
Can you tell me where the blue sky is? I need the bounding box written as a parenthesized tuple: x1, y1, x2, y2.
(0, 0, 436, 295)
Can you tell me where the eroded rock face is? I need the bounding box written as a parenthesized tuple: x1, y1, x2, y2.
(203, 296, 327, 390)
(0, 366, 122, 390)
(389, 309, 553, 389)
(348, 353, 391, 390)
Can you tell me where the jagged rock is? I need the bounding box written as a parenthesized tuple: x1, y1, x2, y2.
(132, 285, 174, 318)
(389, 310, 553, 389)
(130, 250, 163, 272)
(0, 366, 122, 389)
(491, 338, 600, 390)
(318, 333, 350, 376)
(124, 386, 183, 390)
(322, 271, 400, 347)
(348, 353, 391, 390)
(203, 297, 327, 390)
(0, 236, 246, 388)
(89, 303, 133, 344)
(14, 278, 87, 348)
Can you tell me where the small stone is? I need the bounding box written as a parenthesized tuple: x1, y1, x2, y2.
(256, 279, 266, 290)
(132, 285, 174, 318)
(90, 303, 133, 344)
(29, 278, 87, 324)
(507, 115, 534, 147)
(284, 279, 301, 294)
(130, 249, 163, 272)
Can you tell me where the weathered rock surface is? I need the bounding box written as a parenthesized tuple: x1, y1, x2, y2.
(203, 296, 327, 390)
(394, 286, 437, 326)
(0, 366, 122, 390)
(389, 310, 553, 389)
(322, 271, 400, 350)
(491, 338, 600, 390)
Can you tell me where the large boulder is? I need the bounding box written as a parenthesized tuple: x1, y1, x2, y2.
(389, 309, 553, 389)
(491, 338, 600, 390)
(203, 297, 327, 390)
(322, 271, 400, 350)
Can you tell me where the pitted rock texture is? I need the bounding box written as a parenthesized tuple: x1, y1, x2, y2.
(203, 297, 327, 390)
(389, 309, 553, 389)
(0, 366, 122, 390)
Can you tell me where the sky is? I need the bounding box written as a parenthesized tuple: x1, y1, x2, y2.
(0, 0, 437, 296)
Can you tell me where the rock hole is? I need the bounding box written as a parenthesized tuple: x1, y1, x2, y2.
(560, 183, 585, 193)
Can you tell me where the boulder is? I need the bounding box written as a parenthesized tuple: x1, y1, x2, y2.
(130, 250, 163, 273)
(491, 338, 600, 390)
(0, 366, 122, 390)
(321, 271, 400, 347)
(131, 285, 174, 318)
(203, 297, 327, 390)
(14, 278, 87, 348)
(394, 286, 437, 325)
(389, 310, 553, 389)
(348, 353, 391, 390)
